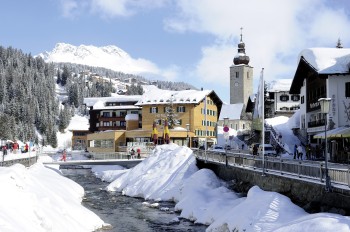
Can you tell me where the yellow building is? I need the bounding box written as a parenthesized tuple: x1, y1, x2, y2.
(81, 89, 222, 152)
(134, 89, 222, 148)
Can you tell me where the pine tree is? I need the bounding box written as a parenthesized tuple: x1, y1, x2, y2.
(165, 95, 179, 129)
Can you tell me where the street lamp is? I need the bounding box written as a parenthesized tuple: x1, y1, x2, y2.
(318, 97, 332, 192)
(186, 123, 190, 147)
(224, 117, 229, 147)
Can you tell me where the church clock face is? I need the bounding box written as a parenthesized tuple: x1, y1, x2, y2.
(234, 82, 239, 87)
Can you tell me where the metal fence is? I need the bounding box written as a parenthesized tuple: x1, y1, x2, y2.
(194, 150, 350, 188)
(1, 156, 38, 167)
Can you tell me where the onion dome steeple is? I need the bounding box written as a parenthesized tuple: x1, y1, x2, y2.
(233, 27, 250, 65)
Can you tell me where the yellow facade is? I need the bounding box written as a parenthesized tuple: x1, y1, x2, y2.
(140, 95, 219, 142)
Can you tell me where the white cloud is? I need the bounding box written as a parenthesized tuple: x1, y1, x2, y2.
(165, 0, 350, 86)
(89, 0, 169, 18)
(57, 0, 350, 96)
(60, 0, 79, 18)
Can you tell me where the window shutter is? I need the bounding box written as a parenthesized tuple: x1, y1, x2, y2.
(150, 107, 152, 113)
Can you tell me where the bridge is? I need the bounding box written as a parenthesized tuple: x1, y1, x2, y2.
(43, 159, 143, 169)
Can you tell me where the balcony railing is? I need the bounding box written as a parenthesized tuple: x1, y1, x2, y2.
(99, 116, 125, 121)
(98, 126, 126, 131)
(308, 119, 325, 128)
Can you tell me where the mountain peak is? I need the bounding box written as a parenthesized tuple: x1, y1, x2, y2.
(37, 43, 155, 75)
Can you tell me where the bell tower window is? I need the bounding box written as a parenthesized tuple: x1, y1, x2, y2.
(236, 72, 239, 78)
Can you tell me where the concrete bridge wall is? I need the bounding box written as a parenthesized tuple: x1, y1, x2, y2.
(197, 159, 350, 215)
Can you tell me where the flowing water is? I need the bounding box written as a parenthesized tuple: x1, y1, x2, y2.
(62, 169, 207, 232)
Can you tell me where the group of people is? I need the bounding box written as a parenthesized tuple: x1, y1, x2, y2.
(294, 143, 324, 160)
(128, 148, 141, 160)
(293, 144, 304, 160)
(2, 141, 28, 156)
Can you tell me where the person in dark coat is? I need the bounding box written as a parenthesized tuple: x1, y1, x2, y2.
(293, 144, 297, 159)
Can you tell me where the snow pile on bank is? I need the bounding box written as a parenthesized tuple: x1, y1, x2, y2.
(106, 144, 199, 200)
(0, 163, 105, 232)
(94, 144, 350, 231)
(265, 114, 301, 156)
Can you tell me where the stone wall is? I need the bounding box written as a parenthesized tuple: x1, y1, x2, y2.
(197, 159, 350, 215)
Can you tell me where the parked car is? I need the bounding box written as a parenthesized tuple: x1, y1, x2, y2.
(258, 144, 277, 157)
(210, 145, 225, 152)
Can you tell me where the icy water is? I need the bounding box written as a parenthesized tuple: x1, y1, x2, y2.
(62, 169, 207, 232)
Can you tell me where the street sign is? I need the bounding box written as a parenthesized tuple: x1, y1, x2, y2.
(223, 126, 229, 132)
(224, 132, 230, 139)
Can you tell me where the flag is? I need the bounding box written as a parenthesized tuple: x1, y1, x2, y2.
(254, 68, 264, 119)
(164, 120, 170, 144)
(151, 122, 158, 145)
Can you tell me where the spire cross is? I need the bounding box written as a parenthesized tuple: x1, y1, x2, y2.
(240, 27, 243, 42)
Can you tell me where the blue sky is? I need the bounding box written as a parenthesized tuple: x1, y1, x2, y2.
(2, 0, 350, 103)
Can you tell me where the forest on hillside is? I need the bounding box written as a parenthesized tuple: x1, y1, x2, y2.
(0, 46, 197, 148)
(0, 46, 58, 146)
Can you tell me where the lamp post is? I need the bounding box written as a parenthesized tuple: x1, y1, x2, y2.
(186, 123, 190, 147)
(223, 117, 229, 166)
(318, 97, 332, 192)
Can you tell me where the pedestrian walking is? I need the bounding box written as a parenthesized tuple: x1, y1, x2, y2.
(60, 149, 67, 162)
(25, 143, 29, 153)
(12, 141, 19, 154)
(293, 144, 297, 159)
(130, 148, 135, 159)
(306, 144, 311, 160)
(297, 145, 303, 160)
(137, 148, 141, 159)
(241, 144, 244, 150)
(2, 145, 7, 161)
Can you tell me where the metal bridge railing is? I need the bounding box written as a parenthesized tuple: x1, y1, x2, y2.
(194, 150, 350, 188)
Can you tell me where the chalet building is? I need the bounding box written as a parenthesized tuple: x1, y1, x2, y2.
(290, 45, 350, 162)
(84, 95, 142, 132)
(266, 79, 300, 118)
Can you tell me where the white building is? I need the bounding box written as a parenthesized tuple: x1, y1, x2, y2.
(289, 47, 350, 145)
(218, 103, 251, 132)
(267, 79, 300, 117)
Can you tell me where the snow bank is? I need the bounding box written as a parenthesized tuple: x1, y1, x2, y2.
(93, 144, 350, 231)
(0, 163, 105, 232)
(106, 144, 198, 200)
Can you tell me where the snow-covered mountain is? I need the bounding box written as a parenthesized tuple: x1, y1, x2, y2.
(37, 43, 159, 75)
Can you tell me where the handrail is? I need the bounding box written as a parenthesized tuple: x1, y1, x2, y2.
(194, 150, 350, 188)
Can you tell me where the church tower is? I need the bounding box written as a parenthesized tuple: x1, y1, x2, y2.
(230, 28, 253, 104)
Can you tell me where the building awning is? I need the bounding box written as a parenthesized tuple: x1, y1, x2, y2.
(314, 126, 350, 139)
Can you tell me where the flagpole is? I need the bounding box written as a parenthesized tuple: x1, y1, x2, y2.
(205, 94, 208, 162)
(261, 68, 266, 176)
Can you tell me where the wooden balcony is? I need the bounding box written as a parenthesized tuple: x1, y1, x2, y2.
(99, 116, 125, 121)
(98, 126, 126, 131)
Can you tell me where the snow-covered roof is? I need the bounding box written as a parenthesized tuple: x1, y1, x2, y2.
(125, 114, 139, 121)
(84, 95, 142, 108)
(136, 89, 212, 105)
(299, 48, 350, 74)
(268, 79, 292, 92)
(219, 103, 244, 120)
